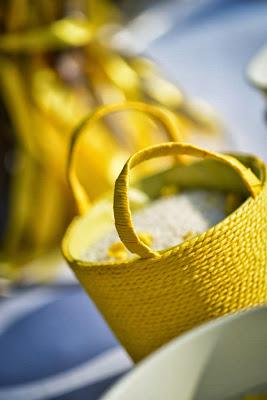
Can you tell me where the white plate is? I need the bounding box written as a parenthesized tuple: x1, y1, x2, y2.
(101, 307, 267, 400)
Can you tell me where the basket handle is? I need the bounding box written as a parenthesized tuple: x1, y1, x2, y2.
(114, 142, 262, 258)
(68, 101, 182, 214)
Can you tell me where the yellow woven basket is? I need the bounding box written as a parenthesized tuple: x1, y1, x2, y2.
(63, 102, 267, 363)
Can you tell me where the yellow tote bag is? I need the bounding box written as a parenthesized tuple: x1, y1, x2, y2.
(63, 102, 267, 363)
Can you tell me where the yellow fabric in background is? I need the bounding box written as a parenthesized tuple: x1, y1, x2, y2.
(0, 1, 221, 282)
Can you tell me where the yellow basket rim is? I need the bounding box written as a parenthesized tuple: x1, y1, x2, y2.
(62, 155, 267, 271)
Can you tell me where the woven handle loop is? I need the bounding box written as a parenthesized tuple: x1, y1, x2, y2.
(68, 101, 181, 215)
(114, 142, 262, 259)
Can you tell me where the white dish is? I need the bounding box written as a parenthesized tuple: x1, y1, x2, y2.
(101, 307, 267, 400)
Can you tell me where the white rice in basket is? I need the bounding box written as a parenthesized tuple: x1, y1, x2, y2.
(84, 190, 228, 262)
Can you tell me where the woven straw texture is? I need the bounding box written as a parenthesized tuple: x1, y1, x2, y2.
(63, 103, 267, 363)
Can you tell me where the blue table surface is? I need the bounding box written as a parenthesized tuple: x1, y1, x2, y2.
(1, 1, 267, 399)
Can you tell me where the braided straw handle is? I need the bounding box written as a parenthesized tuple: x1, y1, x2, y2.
(114, 142, 262, 258)
(68, 101, 182, 214)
